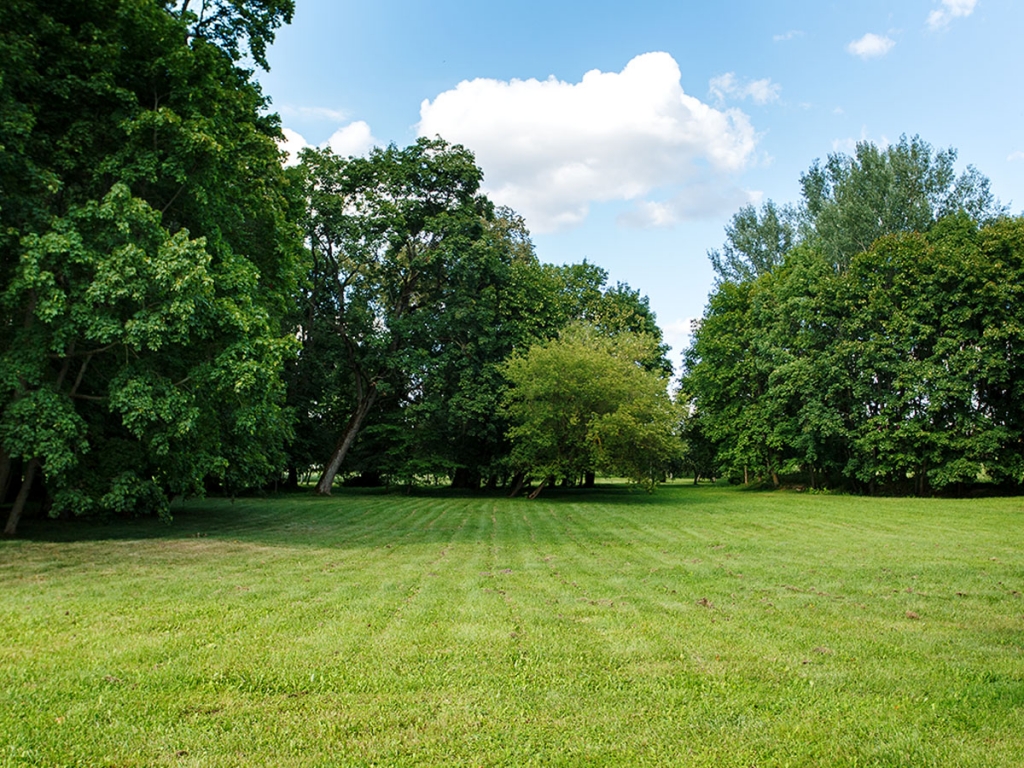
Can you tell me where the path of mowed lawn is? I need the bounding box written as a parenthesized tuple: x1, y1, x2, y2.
(2, 484, 1022, 766)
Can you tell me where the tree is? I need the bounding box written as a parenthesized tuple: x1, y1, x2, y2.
(162, 0, 295, 69)
(800, 134, 1002, 269)
(688, 137, 1020, 495)
(333, 207, 551, 490)
(839, 215, 1024, 493)
(389, 208, 552, 488)
(708, 136, 1003, 287)
(502, 324, 679, 497)
(293, 139, 492, 495)
(679, 409, 718, 484)
(681, 276, 786, 486)
(687, 211, 1024, 494)
(1, 0, 299, 534)
(708, 200, 799, 283)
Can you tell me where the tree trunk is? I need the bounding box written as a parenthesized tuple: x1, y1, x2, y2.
(0, 448, 11, 505)
(4, 458, 40, 537)
(527, 476, 549, 500)
(743, 466, 749, 485)
(315, 389, 377, 495)
(508, 472, 526, 498)
(584, 471, 595, 488)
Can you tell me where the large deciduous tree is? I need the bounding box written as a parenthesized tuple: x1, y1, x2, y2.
(0, 0, 299, 534)
(293, 139, 492, 495)
(800, 134, 1001, 269)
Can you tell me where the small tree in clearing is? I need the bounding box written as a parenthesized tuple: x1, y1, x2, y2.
(501, 324, 679, 497)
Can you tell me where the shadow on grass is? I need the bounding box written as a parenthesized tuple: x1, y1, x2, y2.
(4, 481, 728, 547)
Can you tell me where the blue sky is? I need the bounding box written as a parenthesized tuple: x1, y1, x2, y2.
(259, 0, 1024, 368)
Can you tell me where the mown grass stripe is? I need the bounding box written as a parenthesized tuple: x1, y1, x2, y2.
(2, 483, 1023, 766)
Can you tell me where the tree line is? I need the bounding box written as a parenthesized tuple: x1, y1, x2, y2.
(1, 0, 679, 534)
(681, 136, 1024, 495)
(5, 2, 1023, 536)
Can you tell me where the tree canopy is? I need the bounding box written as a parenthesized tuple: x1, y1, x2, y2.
(709, 135, 1004, 283)
(288, 140, 672, 493)
(685, 137, 1024, 495)
(502, 324, 679, 497)
(1, 0, 300, 534)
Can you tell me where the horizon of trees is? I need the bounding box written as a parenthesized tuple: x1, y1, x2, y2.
(0, 0, 680, 535)
(4, 2, 1024, 535)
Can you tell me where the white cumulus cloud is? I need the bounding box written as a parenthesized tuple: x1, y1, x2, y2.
(847, 33, 896, 59)
(709, 72, 781, 105)
(278, 127, 309, 166)
(618, 183, 754, 229)
(417, 52, 759, 233)
(276, 122, 380, 166)
(326, 121, 378, 157)
(928, 0, 978, 29)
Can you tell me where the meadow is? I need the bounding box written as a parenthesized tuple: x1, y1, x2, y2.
(1, 483, 1022, 767)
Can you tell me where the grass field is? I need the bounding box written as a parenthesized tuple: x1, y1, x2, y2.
(1, 483, 1023, 767)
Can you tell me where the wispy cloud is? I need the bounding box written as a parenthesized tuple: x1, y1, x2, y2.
(927, 0, 978, 30)
(1008, 151, 1024, 162)
(847, 33, 895, 59)
(418, 52, 760, 233)
(773, 30, 804, 42)
(709, 72, 781, 105)
(278, 105, 351, 123)
(833, 128, 890, 155)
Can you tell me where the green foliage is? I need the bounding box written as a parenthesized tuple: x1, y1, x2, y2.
(163, 0, 295, 69)
(502, 324, 679, 491)
(690, 137, 1021, 494)
(686, 211, 1024, 493)
(292, 145, 674, 491)
(800, 134, 1002, 269)
(708, 200, 799, 283)
(0, 0, 299, 529)
(709, 135, 1003, 285)
(291, 138, 495, 492)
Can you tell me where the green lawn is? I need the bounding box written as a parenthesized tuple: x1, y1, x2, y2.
(2, 484, 1023, 767)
